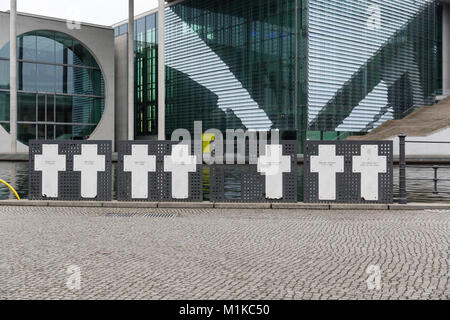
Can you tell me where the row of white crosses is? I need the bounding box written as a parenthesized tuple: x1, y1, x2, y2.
(310, 145, 387, 201)
(34, 143, 293, 200)
(123, 143, 293, 200)
(34, 144, 105, 198)
(123, 144, 197, 199)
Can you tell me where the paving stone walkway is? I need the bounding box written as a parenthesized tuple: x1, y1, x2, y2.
(0, 206, 448, 300)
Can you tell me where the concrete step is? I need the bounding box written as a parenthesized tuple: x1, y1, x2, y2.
(350, 96, 450, 141)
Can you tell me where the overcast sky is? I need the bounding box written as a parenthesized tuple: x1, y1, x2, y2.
(0, 0, 158, 26)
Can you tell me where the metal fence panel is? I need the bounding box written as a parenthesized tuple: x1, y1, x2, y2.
(304, 141, 393, 204)
(210, 141, 298, 203)
(117, 141, 203, 202)
(29, 140, 112, 201)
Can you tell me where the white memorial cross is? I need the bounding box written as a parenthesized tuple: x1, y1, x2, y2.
(353, 145, 387, 201)
(310, 145, 344, 201)
(164, 144, 197, 199)
(257, 144, 291, 199)
(73, 145, 106, 198)
(124, 145, 157, 199)
(34, 144, 66, 198)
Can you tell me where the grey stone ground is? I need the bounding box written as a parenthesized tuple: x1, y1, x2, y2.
(0, 206, 448, 300)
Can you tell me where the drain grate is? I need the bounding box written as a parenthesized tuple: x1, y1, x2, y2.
(105, 213, 176, 218)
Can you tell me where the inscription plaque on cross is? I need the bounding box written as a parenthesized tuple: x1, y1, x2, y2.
(353, 145, 387, 201)
(73, 145, 106, 198)
(34, 144, 66, 198)
(257, 144, 291, 199)
(164, 144, 197, 199)
(310, 145, 344, 201)
(124, 145, 157, 199)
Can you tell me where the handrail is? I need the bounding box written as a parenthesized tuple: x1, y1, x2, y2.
(0, 179, 21, 200)
(398, 134, 450, 203)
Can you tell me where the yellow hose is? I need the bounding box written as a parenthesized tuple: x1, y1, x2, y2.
(0, 179, 21, 200)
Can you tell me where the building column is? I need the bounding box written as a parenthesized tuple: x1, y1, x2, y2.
(10, 0, 17, 153)
(158, 0, 166, 140)
(443, 2, 450, 95)
(128, 0, 135, 140)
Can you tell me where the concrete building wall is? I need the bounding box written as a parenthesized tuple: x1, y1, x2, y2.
(114, 33, 129, 150)
(0, 11, 115, 152)
(389, 127, 450, 157)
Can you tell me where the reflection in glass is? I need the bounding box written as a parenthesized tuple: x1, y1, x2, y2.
(47, 95, 55, 123)
(119, 24, 128, 35)
(17, 124, 36, 146)
(0, 60, 10, 89)
(36, 64, 55, 92)
(134, 12, 158, 137)
(18, 62, 36, 91)
(37, 124, 46, 139)
(36, 31, 55, 63)
(18, 33, 36, 61)
(18, 93, 36, 122)
(55, 95, 73, 123)
(0, 91, 10, 122)
(38, 95, 45, 122)
(0, 42, 9, 59)
(55, 125, 73, 140)
(46, 124, 55, 140)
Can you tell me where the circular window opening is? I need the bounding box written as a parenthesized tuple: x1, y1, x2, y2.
(0, 30, 105, 145)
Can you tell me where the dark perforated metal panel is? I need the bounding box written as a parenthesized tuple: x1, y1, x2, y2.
(304, 141, 393, 204)
(29, 140, 112, 201)
(210, 141, 298, 203)
(117, 141, 202, 202)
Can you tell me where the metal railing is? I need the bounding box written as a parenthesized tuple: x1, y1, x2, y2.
(398, 134, 450, 204)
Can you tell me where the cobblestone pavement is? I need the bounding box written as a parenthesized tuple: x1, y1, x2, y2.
(0, 206, 448, 300)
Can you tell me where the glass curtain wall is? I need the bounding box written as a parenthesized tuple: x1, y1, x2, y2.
(134, 13, 158, 137)
(165, 0, 306, 143)
(307, 0, 441, 140)
(112, 0, 441, 147)
(0, 30, 105, 145)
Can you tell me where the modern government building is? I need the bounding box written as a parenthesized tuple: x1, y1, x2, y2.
(0, 0, 449, 152)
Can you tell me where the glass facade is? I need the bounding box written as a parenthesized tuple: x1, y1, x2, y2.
(0, 30, 105, 144)
(115, 0, 306, 142)
(165, 0, 306, 142)
(135, 14, 158, 137)
(308, 0, 441, 138)
(115, 14, 159, 137)
(114, 23, 129, 37)
(115, 0, 441, 149)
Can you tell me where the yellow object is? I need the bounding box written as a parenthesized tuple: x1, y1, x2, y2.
(0, 179, 21, 200)
(202, 133, 216, 153)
